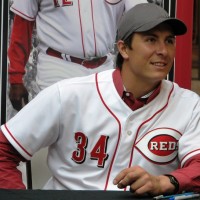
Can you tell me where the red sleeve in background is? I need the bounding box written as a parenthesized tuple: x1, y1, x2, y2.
(8, 14, 35, 84)
(171, 154, 200, 193)
(0, 130, 27, 189)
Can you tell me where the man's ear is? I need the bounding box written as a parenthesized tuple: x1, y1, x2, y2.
(117, 40, 129, 59)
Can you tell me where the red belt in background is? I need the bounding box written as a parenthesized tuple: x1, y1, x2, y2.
(46, 48, 107, 69)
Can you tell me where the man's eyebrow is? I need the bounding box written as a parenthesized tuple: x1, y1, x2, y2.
(166, 34, 176, 39)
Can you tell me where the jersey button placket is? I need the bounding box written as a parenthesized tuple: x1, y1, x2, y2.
(127, 130, 132, 135)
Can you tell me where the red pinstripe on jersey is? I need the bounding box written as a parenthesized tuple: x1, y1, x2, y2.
(91, 0, 97, 56)
(77, 0, 85, 57)
(95, 73, 122, 190)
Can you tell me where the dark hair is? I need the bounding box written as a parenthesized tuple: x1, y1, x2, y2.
(116, 33, 134, 70)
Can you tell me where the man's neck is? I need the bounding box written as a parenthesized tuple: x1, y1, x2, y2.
(121, 67, 161, 99)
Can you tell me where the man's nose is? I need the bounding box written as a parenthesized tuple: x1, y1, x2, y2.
(156, 42, 168, 56)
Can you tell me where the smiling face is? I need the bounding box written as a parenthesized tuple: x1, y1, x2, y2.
(117, 23, 176, 90)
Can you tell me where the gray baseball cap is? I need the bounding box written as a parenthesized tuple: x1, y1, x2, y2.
(117, 3, 187, 41)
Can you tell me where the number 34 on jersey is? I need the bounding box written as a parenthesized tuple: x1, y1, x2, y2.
(71, 132, 109, 168)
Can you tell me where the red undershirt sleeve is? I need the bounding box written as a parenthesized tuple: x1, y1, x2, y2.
(8, 14, 35, 84)
(170, 154, 200, 193)
(0, 130, 27, 189)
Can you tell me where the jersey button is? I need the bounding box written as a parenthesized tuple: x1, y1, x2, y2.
(125, 92, 130, 97)
(127, 130, 132, 135)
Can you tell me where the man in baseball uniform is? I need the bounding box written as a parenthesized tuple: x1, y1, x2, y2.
(8, 0, 148, 111)
(1, 3, 200, 196)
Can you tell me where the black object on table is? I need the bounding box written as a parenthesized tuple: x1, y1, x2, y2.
(0, 189, 151, 200)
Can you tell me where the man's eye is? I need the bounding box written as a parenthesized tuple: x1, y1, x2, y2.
(167, 39, 175, 44)
(147, 38, 156, 42)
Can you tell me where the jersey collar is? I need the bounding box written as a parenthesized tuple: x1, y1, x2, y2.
(112, 69, 161, 110)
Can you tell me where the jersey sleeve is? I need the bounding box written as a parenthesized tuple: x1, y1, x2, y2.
(1, 83, 61, 160)
(10, 0, 39, 21)
(8, 15, 35, 84)
(171, 154, 200, 192)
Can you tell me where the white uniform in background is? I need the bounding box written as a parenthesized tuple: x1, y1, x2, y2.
(10, 0, 148, 90)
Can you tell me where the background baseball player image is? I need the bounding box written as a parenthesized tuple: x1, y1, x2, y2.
(1, 2, 200, 196)
(8, 0, 148, 112)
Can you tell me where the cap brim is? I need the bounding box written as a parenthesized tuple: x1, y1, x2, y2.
(134, 18, 187, 36)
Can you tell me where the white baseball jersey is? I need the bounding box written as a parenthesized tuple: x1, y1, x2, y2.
(10, 0, 148, 89)
(10, 0, 147, 57)
(2, 69, 200, 190)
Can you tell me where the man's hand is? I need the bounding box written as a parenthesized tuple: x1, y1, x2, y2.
(113, 166, 176, 196)
(9, 83, 29, 111)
